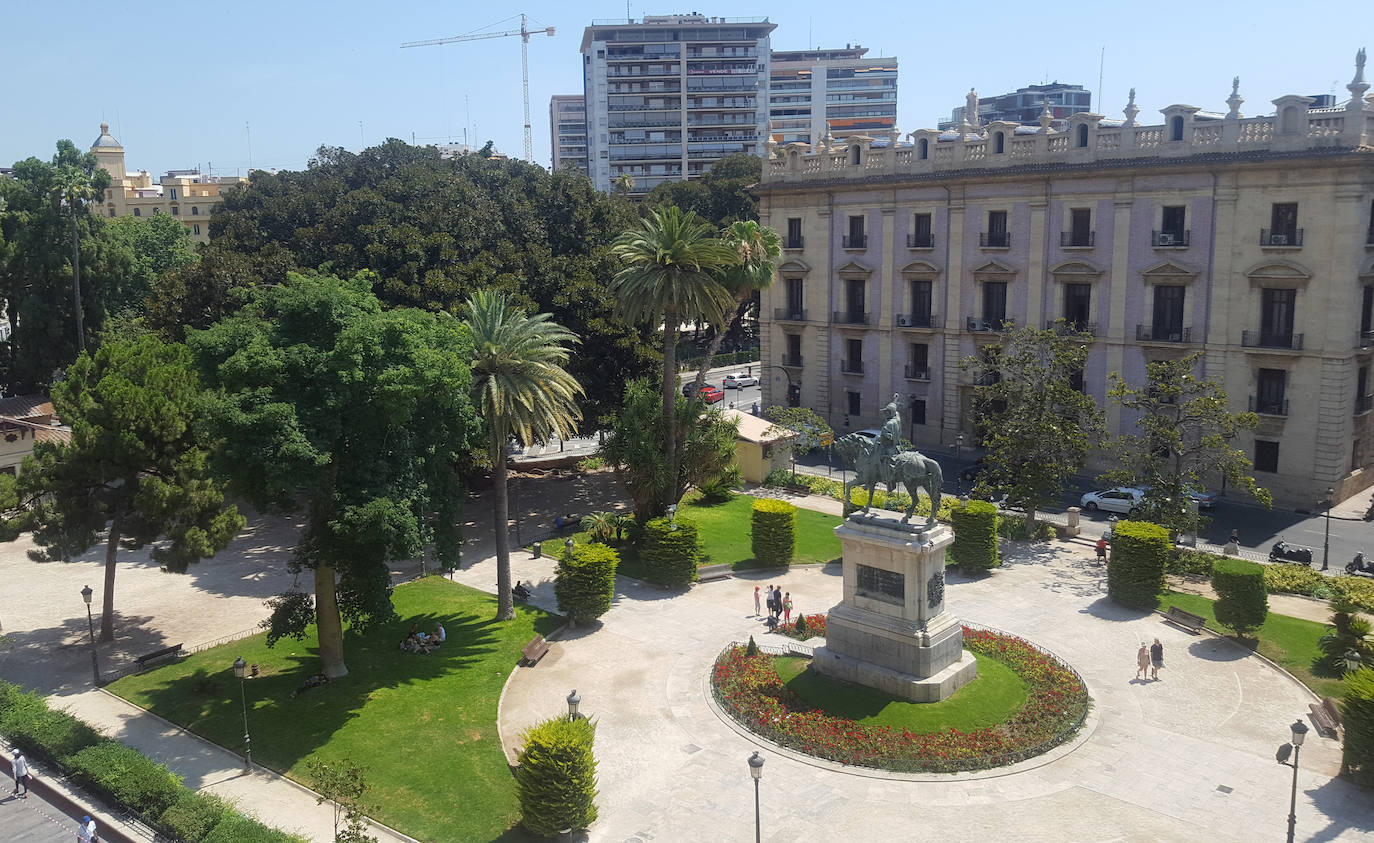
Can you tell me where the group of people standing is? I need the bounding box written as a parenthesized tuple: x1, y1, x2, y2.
(754, 585, 792, 628)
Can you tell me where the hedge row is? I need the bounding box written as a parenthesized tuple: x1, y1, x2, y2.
(751, 499, 796, 567)
(516, 715, 598, 837)
(0, 681, 305, 843)
(949, 500, 999, 572)
(555, 543, 619, 625)
(1107, 520, 1170, 608)
(1343, 667, 1374, 788)
(638, 517, 701, 587)
(1167, 549, 1374, 611)
(1211, 559, 1269, 635)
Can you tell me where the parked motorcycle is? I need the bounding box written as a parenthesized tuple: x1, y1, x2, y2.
(1347, 552, 1374, 578)
(1269, 540, 1315, 565)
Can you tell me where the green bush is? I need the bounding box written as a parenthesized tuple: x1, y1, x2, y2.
(1262, 564, 1334, 600)
(555, 543, 619, 624)
(516, 715, 599, 838)
(1167, 549, 1221, 577)
(203, 812, 309, 843)
(997, 518, 1055, 541)
(949, 500, 999, 571)
(1211, 559, 1269, 635)
(751, 498, 797, 567)
(0, 687, 101, 766)
(1107, 520, 1170, 608)
(1334, 577, 1374, 613)
(160, 791, 233, 842)
(1342, 667, 1374, 787)
(638, 517, 700, 587)
(66, 740, 184, 818)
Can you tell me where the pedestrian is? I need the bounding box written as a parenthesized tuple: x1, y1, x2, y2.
(765, 585, 775, 619)
(11, 748, 30, 797)
(773, 586, 783, 620)
(1136, 644, 1150, 680)
(1228, 528, 1239, 545)
(783, 592, 793, 624)
(1150, 638, 1164, 680)
(1095, 537, 1107, 562)
(752, 401, 759, 416)
(753, 586, 761, 617)
(77, 815, 97, 842)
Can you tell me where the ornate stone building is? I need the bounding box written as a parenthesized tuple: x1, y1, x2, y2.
(754, 53, 1374, 507)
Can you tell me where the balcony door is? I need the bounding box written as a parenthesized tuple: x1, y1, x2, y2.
(1260, 288, 1295, 345)
(1063, 283, 1091, 330)
(910, 280, 932, 322)
(982, 281, 1007, 328)
(1257, 368, 1286, 414)
(846, 280, 865, 320)
(1152, 285, 1185, 339)
(786, 278, 804, 317)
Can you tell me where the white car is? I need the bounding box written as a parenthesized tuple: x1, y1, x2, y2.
(722, 372, 758, 389)
(853, 428, 882, 441)
(1079, 487, 1145, 514)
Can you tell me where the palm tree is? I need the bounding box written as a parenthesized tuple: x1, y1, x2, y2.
(613, 173, 635, 195)
(462, 289, 584, 621)
(52, 165, 98, 352)
(692, 220, 782, 391)
(610, 207, 737, 511)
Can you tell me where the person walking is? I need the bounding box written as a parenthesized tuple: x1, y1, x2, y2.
(1150, 638, 1164, 680)
(1095, 537, 1107, 563)
(76, 815, 97, 842)
(783, 592, 793, 624)
(11, 748, 30, 797)
(753, 586, 761, 617)
(1136, 644, 1150, 680)
(773, 586, 783, 620)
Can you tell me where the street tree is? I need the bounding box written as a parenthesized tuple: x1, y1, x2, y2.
(763, 406, 832, 483)
(461, 289, 583, 621)
(188, 272, 482, 677)
(963, 322, 1104, 531)
(102, 214, 198, 316)
(1104, 351, 1271, 535)
(609, 207, 736, 512)
(645, 152, 762, 227)
(691, 220, 781, 390)
(0, 335, 244, 641)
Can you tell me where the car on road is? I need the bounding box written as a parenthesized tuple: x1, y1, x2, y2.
(1079, 487, 1145, 515)
(1185, 486, 1221, 509)
(698, 386, 724, 404)
(682, 381, 718, 397)
(853, 428, 882, 441)
(721, 372, 758, 389)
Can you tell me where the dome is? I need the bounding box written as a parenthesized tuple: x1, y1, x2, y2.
(91, 122, 122, 149)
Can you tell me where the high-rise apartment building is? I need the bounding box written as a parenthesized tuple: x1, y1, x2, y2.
(769, 46, 897, 146)
(580, 14, 776, 194)
(549, 95, 588, 173)
(940, 82, 1091, 130)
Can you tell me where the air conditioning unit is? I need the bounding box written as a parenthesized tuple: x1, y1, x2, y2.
(966, 317, 985, 331)
(897, 315, 913, 327)
(1157, 233, 1177, 246)
(1269, 234, 1288, 246)
(1168, 332, 1183, 342)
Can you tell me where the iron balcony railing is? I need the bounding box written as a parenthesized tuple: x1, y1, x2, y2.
(971, 371, 1001, 386)
(1152, 229, 1190, 246)
(1361, 329, 1374, 348)
(1260, 228, 1303, 247)
(780, 354, 803, 368)
(895, 312, 937, 328)
(1048, 320, 1097, 336)
(833, 311, 869, 325)
(979, 231, 1010, 248)
(783, 235, 804, 249)
(842, 234, 867, 249)
(772, 308, 807, 322)
(1358, 394, 1374, 413)
(1060, 231, 1095, 247)
(907, 232, 934, 248)
(966, 316, 1008, 332)
(1241, 330, 1304, 350)
(904, 365, 931, 381)
(1249, 395, 1290, 416)
(1136, 324, 1191, 343)
(840, 360, 865, 374)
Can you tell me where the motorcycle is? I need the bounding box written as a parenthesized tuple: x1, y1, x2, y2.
(1347, 554, 1374, 578)
(1269, 540, 1315, 565)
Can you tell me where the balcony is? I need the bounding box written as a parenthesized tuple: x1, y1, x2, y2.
(971, 371, 1001, 386)
(1260, 228, 1303, 247)
(1360, 329, 1374, 349)
(780, 354, 803, 368)
(833, 311, 869, 325)
(966, 317, 1008, 332)
(1048, 320, 1097, 337)
(1242, 330, 1304, 350)
(1358, 394, 1374, 413)
(840, 360, 865, 375)
(842, 234, 867, 249)
(1060, 231, 1095, 248)
(979, 232, 1010, 248)
(1136, 324, 1192, 343)
(1249, 396, 1290, 416)
(783, 235, 804, 249)
(907, 232, 934, 248)
(1152, 229, 1190, 247)
(772, 308, 808, 322)
(904, 365, 931, 381)
(895, 312, 937, 329)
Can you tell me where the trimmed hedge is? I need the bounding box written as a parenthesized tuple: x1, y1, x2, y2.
(160, 791, 234, 842)
(202, 811, 308, 843)
(0, 687, 101, 767)
(516, 715, 599, 838)
(751, 498, 797, 567)
(1164, 549, 1374, 611)
(639, 517, 700, 587)
(555, 543, 619, 624)
(1211, 559, 1269, 634)
(949, 500, 999, 571)
(1107, 520, 1170, 608)
(66, 740, 184, 819)
(1343, 667, 1374, 787)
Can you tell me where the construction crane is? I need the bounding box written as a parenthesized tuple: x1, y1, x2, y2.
(402, 15, 554, 163)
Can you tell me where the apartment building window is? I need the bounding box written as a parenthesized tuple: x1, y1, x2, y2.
(917, 138, 929, 159)
(169, 189, 177, 200)
(1264, 203, 1300, 246)
(1368, 199, 1374, 244)
(1065, 208, 1092, 247)
(844, 338, 864, 374)
(1151, 285, 1185, 340)
(911, 280, 932, 323)
(983, 210, 1009, 247)
(785, 278, 804, 319)
(133, 208, 141, 216)
(1260, 288, 1296, 346)
(787, 383, 801, 407)
(786, 217, 803, 249)
(785, 333, 802, 367)
(993, 131, 1005, 154)
(909, 213, 933, 248)
(1362, 286, 1373, 337)
(845, 279, 866, 323)
(844, 215, 866, 249)
(910, 397, 927, 426)
(193, 225, 201, 236)
(847, 390, 861, 417)
(908, 342, 929, 380)
(191, 206, 199, 215)
(108, 208, 115, 217)
(1358, 366, 1370, 412)
(1077, 123, 1089, 147)
(1256, 368, 1287, 415)
(1169, 115, 1184, 141)
(1064, 283, 1092, 331)
(1162, 206, 1185, 238)
(982, 281, 1007, 329)
(1068, 366, 1085, 393)
(1254, 440, 1279, 473)
(171, 206, 179, 215)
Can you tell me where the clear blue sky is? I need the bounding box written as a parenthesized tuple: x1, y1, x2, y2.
(3, 1, 1363, 177)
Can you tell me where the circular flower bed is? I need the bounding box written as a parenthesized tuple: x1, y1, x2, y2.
(775, 613, 826, 640)
(712, 625, 1090, 773)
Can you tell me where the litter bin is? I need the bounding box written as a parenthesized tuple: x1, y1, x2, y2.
(532, 541, 542, 559)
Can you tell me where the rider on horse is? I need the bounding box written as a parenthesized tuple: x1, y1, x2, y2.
(875, 394, 904, 478)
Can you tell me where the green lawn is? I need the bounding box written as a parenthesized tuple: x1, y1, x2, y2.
(107, 577, 560, 842)
(773, 654, 1027, 732)
(1156, 590, 1344, 699)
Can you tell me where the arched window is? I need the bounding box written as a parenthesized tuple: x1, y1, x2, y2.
(849, 145, 862, 166)
(1076, 124, 1089, 148)
(918, 138, 929, 159)
(994, 131, 1005, 154)
(1170, 115, 1184, 141)
(191, 206, 199, 215)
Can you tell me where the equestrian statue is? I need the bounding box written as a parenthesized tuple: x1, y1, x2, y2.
(833, 394, 944, 527)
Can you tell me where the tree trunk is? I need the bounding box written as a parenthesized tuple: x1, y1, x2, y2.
(314, 565, 349, 679)
(492, 427, 515, 621)
(693, 297, 748, 392)
(71, 212, 84, 352)
(662, 303, 679, 510)
(98, 506, 122, 642)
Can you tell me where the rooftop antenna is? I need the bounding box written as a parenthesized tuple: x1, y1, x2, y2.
(1096, 46, 1105, 112)
(246, 121, 253, 171)
(359, 120, 365, 150)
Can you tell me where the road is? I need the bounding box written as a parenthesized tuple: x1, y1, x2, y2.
(682, 365, 763, 413)
(0, 788, 92, 842)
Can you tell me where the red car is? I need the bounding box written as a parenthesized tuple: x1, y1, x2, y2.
(698, 386, 724, 404)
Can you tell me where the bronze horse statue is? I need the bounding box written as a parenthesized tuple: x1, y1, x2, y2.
(833, 433, 944, 526)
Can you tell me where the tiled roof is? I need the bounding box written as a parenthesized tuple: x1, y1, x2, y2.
(0, 394, 53, 419)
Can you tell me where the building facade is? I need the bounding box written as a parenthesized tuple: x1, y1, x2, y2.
(941, 82, 1090, 131)
(89, 122, 245, 243)
(549, 95, 589, 173)
(580, 14, 775, 194)
(756, 58, 1374, 507)
(769, 46, 898, 146)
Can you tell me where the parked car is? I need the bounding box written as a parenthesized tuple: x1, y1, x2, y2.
(699, 386, 725, 404)
(853, 428, 882, 441)
(682, 381, 718, 397)
(1079, 487, 1145, 515)
(1184, 486, 1221, 509)
(722, 372, 758, 389)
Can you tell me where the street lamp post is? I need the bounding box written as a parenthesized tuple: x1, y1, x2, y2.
(1276, 719, 1308, 843)
(748, 751, 764, 843)
(955, 432, 965, 497)
(80, 586, 100, 686)
(232, 656, 252, 771)
(566, 689, 581, 721)
(1321, 487, 1334, 570)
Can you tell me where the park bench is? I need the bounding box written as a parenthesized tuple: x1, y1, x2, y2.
(520, 634, 551, 666)
(1163, 606, 1207, 634)
(1309, 697, 1341, 738)
(696, 563, 733, 583)
(134, 643, 183, 672)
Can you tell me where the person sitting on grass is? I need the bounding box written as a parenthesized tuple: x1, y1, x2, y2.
(432, 624, 446, 647)
(512, 581, 532, 601)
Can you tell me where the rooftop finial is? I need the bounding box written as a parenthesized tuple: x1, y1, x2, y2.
(1351, 47, 1369, 95)
(965, 88, 980, 130)
(1226, 77, 1244, 120)
(1122, 88, 1139, 127)
(1039, 96, 1054, 133)
(100, 121, 109, 134)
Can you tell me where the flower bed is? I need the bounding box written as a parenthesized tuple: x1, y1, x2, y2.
(774, 613, 827, 640)
(711, 626, 1089, 773)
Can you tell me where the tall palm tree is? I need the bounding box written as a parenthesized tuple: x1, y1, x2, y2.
(692, 220, 783, 391)
(610, 206, 736, 511)
(52, 165, 97, 352)
(462, 289, 584, 621)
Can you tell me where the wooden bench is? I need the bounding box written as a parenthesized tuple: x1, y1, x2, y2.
(1163, 606, 1207, 634)
(134, 643, 183, 671)
(696, 563, 733, 583)
(1310, 697, 1342, 738)
(520, 635, 551, 666)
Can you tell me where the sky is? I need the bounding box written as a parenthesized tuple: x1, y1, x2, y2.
(2, 0, 1365, 177)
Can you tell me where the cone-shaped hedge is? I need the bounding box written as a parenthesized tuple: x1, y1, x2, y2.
(555, 543, 619, 624)
(950, 500, 1000, 571)
(751, 498, 797, 567)
(1107, 520, 1170, 608)
(516, 715, 599, 838)
(640, 517, 700, 587)
(1211, 558, 1268, 635)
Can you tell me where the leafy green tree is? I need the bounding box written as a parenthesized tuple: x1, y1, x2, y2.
(764, 403, 831, 482)
(610, 208, 736, 511)
(188, 272, 482, 677)
(306, 758, 378, 843)
(461, 289, 583, 621)
(690, 220, 780, 389)
(1104, 351, 1271, 535)
(0, 336, 244, 641)
(645, 153, 762, 227)
(102, 214, 198, 315)
(962, 322, 1103, 531)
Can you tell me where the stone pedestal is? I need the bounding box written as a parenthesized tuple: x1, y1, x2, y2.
(812, 513, 977, 702)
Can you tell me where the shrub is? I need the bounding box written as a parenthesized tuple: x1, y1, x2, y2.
(751, 498, 796, 567)
(66, 740, 184, 818)
(555, 543, 619, 624)
(516, 715, 599, 838)
(0, 688, 101, 766)
(576, 455, 605, 472)
(697, 475, 737, 503)
(1342, 667, 1374, 787)
(1333, 577, 1374, 613)
(746, 635, 759, 656)
(997, 518, 1055, 541)
(638, 517, 700, 587)
(1107, 520, 1170, 608)
(160, 791, 232, 842)
(203, 812, 309, 843)
(1211, 559, 1268, 635)
(1262, 564, 1334, 601)
(1167, 549, 1221, 577)
(949, 500, 999, 571)
(1319, 596, 1374, 667)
